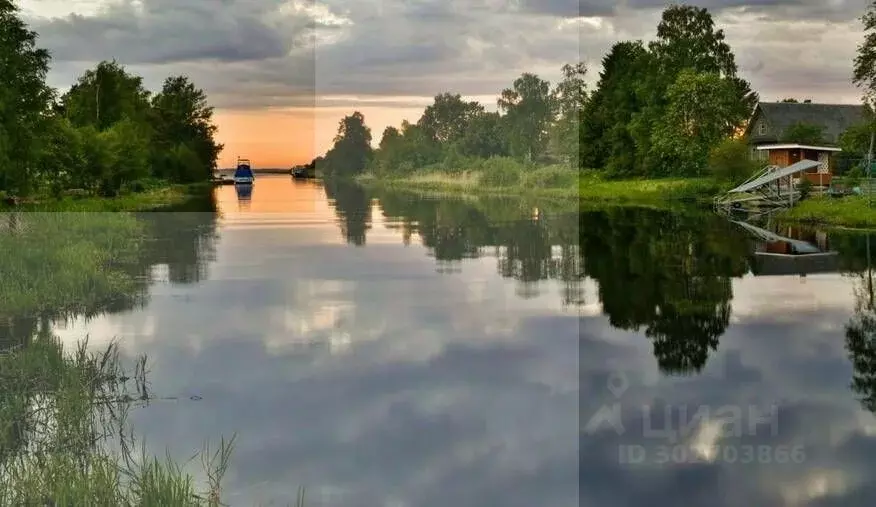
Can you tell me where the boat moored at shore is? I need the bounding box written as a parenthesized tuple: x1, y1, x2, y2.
(234, 158, 255, 184)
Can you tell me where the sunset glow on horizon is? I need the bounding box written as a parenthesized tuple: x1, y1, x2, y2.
(214, 103, 432, 169)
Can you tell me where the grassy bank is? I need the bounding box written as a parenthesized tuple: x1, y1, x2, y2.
(778, 195, 876, 229)
(357, 159, 721, 205)
(0, 182, 211, 212)
(0, 207, 236, 504)
(0, 213, 150, 319)
(0, 336, 234, 505)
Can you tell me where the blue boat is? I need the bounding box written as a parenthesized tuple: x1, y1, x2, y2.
(233, 157, 255, 184)
(235, 182, 253, 201)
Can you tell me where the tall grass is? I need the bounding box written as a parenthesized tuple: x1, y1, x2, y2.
(0, 206, 239, 505)
(0, 212, 151, 319)
(0, 335, 236, 505)
(779, 195, 876, 229)
(0, 183, 208, 212)
(360, 156, 720, 204)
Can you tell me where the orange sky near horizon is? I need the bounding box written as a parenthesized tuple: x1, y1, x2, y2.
(214, 105, 428, 169)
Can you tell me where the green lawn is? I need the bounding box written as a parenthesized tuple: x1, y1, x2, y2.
(577, 175, 720, 203)
(778, 195, 876, 229)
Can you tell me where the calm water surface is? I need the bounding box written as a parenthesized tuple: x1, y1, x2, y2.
(40, 175, 876, 506)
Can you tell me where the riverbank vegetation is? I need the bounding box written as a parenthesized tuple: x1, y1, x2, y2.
(0, 210, 228, 502)
(312, 2, 876, 226)
(310, 5, 764, 202)
(1, 0, 221, 204)
(778, 196, 876, 229)
(2, 182, 213, 212)
(0, 336, 235, 505)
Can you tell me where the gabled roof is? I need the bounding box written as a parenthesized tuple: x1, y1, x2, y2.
(751, 102, 868, 142)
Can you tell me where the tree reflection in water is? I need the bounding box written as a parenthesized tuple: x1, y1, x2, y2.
(0, 192, 224, 499)
(324, 178, 373, 246)
(337, 186, 754, 375)
(844, 232, 876, 412)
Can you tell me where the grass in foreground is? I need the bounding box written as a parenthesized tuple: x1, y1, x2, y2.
(778, 195, 876, 229)
(0, 336, 235, 505)
(0, 213, 150, 319)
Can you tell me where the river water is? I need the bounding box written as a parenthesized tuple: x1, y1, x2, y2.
(36, 175, 876, 505)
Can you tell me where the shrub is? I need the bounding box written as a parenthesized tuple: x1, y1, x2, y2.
(709, 138, 760, 185)
(798, 178, 813, 200)
(442, 147, 468, 175)
(524, 165, 578, 189)
(479, 157, 523, 187)
(847, 165, 864, 188)
(397, 161, 416, 176)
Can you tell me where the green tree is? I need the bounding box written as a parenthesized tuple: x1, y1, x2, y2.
(498, 73, 556, 162)
(149, 76, 222, 182)
(650, 70, 742, 176)
(97, 118, 151, 195)
(840, 112, 876, 157)
(323, 112, 373, 177)
(641, 5, 756, 176)
(457, 112, 508, 159)
(60, 60, 151, 131)
(709, 137, 760, 184)
(580, 41, 650, 176)
(648, 4, 737, 77)
(551, 62, 588, 166)
(418, 93, 484, 145)
(371, 126, 405, 176)
(36, 117, 85, 196)
(0, 0, 54, 195)
(379, 126, 401, 151)
(854, 2, 876, 103)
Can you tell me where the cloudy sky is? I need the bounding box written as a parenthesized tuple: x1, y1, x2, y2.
(18, 0, 873, 167)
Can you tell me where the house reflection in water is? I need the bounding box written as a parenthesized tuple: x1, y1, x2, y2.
(733, 220, 840, 277)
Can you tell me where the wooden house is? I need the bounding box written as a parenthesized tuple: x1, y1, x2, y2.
(745, 102, 867, 154)
(743, 101, 868, 185)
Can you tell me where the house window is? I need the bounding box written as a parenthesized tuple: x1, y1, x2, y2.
(758, 122, 766, 135)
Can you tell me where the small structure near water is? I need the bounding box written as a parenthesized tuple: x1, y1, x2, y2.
(291, 161, 316, 179)
(755, 143, 840, 187)
(713, 158, 822, 214)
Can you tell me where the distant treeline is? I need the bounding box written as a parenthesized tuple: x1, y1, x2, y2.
(1, 1, 222, 198)
(309, 4, 876, 185)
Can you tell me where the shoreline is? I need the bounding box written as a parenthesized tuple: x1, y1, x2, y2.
(356, 171, 722, 207)
(774, 196, 876, 230)
(358, 172, 876, 231)
(0, 182, 211, 212)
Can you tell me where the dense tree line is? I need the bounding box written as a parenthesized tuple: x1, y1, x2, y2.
(313, 5, 759, 181)
(0, 1, 221, 198)
(315, 66, 585, 179)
